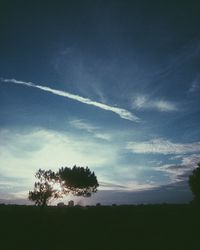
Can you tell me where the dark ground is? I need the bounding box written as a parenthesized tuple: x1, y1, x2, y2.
(0, 204, 200, 250)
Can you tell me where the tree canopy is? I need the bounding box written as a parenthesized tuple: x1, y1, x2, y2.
(58, 165, 99, 197)
(189, 162, 200, 204)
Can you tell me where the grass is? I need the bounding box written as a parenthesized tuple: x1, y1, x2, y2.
(0, 204, 200, 250)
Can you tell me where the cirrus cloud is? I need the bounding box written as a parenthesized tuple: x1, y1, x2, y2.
(127, 138, 200, 155)
(132, 95, 178, 112)
(69, 119, 111, 141)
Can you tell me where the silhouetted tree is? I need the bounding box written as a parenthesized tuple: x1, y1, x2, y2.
(189, 163, 200, 204)
(29, 166, 99, 206)
(57, 165, 99, 197)
(28, 169, 61, 207)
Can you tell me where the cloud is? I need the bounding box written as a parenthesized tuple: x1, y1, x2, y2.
(94, 133, 111, 141)
(99, 181, 158, 192)
(0, 128, 122, 199)
(156, 154, 200, 184)
(132, 95, 178, 112)
(69, 119, 99, 133)
(189, 78, 200, 93)
(89, 182, 192, 205)
(181, 154, 200, 166)
(158, 164, 193, 183)
(99, 181, 128, 190)
(127, 138, 200, 155)
(69, 119, 111, 141)
(0, 128, 119, 177)
(0, 128, 163, 200)
(0, 78, 139, 122)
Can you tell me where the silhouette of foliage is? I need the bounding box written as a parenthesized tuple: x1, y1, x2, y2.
(58, 165, 99, 197)
(29, 166, 99, 206)
(28, 169, 61, 207)
(189, 163, 200, 204)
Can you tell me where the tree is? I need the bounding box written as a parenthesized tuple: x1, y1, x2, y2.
(28, 169, 61, 207)
(189, 163, 200, 204)
(57, 165, 99, 197)
(29, 166, 99, 206)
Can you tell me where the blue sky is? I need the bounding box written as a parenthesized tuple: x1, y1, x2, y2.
(0, 0, 200, 205)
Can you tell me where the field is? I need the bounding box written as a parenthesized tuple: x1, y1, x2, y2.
(0, 204, 200, 250)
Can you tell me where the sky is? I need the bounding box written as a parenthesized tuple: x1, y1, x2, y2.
(0, 0, 200, 205)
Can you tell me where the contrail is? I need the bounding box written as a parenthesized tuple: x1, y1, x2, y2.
(0, 78, 139, 122)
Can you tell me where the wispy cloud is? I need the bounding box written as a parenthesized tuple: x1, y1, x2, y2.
(99, 181, 128, 190)
(69, 119, 111, 141)
(132, 95, 178, 112)
(158, 164, 193, 183)
(157, 154, 200, 183)
(99, 181, 158, 192)
(189, 77, 200, 93)
(69, 119, 99, 133)
(127, 138, 200, 155)
(1, 78, 139, 122)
